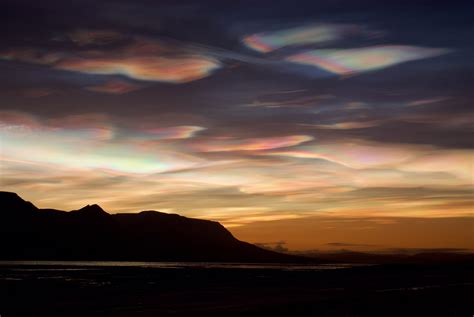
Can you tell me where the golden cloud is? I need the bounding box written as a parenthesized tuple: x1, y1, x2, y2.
(195, 135, 314, 152)
(0, 37, 221, 84)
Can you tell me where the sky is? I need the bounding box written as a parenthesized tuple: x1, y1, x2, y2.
(0, 0, 473, 251)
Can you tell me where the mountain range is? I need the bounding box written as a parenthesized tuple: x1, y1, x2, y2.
(0, 191, 304, 262)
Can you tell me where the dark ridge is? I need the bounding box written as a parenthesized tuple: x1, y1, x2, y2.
(0, 191, 37, 214)
(71, 204, 109, 217)
(0, 191, 306, 263)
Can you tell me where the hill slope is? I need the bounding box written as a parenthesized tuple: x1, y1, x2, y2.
(0, 192, 304, 262)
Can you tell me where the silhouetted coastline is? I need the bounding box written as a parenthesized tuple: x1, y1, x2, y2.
(1, 191, 473, 316)
(0, 191, 306, 262)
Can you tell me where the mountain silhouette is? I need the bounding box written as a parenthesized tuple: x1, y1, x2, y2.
(71, 204, 109, 216)
(0, 192, 305, 262)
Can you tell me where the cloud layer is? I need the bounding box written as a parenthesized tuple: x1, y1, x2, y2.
(286, 45, 450, 75)
(1, 112, 472, 229)
(0, 37, 221, 84)
(243, 24, 376, 53)
(0, 1, 471, 251)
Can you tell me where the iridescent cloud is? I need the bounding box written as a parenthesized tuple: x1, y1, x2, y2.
(265, 142, 416, 168)
(0, 112, 206, 174)
(407, 97, 449, 107)
(195, 135, 314, 152)
(57, 55, 220, 83)
(0, 37, 221, 84)
(2, 113, 472, 245)
(1, 2, 473, 253)
(263, 142, 473, 184)
(85, 80, 143, 94)
(264, 150, 351, 167)
(286, 45, 450, 75)
(308, 121, 381, 130)
(142, 126, 206, 140)
(398, 150, 473, 181)
(243, 24, 373, 53)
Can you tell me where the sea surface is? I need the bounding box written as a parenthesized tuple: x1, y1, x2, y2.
(1, 260, 472, 316)
(0, 260, 363, 271)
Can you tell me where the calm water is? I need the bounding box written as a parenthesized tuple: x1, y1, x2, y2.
(0, 261, 365, 271)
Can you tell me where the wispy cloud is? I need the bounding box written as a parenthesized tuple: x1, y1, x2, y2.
(0, 37, 221, 84)
(1, 112, 472, 236)
(307, 121, 381, 130)
(286, 45, 450, 75)
(264, 141, 415, 169)
(0, 112, 206, 174)
(57, 55, 220, 83)
(407, 97, 449, 107)
(127, 126, 206, 141)
(85, 79, 143, 94)
(194, 135, 314, 152)
(243, 24, 377, 53)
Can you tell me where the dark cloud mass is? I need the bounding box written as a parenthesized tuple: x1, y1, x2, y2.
(0, 0, 473, 250)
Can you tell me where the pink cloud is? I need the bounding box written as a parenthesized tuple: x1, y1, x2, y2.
(195, 135, 314, 152)
(85, 80, 143, 94)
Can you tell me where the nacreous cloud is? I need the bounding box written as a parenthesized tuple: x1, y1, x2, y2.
(85, 80, 143, 94)
(57, 55, 220, 83)
(127, 126, 206, 140)
(195, 135, 314, 152)
(263, 141, 473, 183)
(0, 112, 206, 174)
(0, 37, 221, 84)
(263, 141, 421, 169)
(286, 45, 450, 75)
(243, 24, 375, 53)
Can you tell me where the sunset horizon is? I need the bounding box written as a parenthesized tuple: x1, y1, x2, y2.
(6, 190, 474, 252)
(1, 0, 473, 315)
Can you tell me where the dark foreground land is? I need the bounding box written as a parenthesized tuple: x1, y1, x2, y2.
(0, 263, 473, 317)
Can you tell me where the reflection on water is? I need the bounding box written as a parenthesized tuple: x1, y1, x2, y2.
(0, 261, 366, 271)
